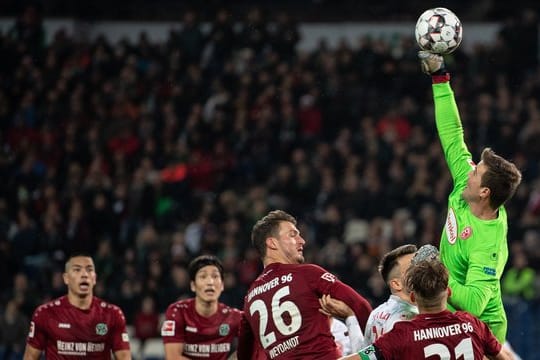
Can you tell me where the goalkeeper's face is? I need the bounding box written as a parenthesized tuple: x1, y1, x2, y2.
(462, 161, 488, 204)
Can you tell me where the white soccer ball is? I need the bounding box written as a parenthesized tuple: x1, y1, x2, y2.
(415, 7, 463, 54)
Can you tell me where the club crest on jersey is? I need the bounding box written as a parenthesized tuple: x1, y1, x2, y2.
(460, 226, 472, 240)
(219, 324, 230, 336)
(96, 323, 108, 335)
(445, 208, 458, 244)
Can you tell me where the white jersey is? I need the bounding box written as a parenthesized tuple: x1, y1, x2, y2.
(363, 294, 418, 345)
(331, 316, 364, 356)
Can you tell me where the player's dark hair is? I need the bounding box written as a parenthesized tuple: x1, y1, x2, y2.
(65, 252, 94, 271)
(480, 147, 522, 210)
(378, 244, 418, 284)
(251, 210, 297, 258)
(188, 255, 224, 281)
(405, 260, 448, 309)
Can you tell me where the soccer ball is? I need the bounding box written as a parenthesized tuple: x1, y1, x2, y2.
(415, 7, 463, 54)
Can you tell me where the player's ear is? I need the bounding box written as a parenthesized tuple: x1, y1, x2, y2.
(410, 292, 416, 303)
(447, 287, 452, 298)
(63, 272, 69, 286)
(479, 186, 490, 200)
(266, 236, 278, 250)
(190, 280, 196, 293)
(390, 278, 402, 292)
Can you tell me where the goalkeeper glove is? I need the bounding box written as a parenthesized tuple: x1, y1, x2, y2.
(418, 51, 446, 75)
(411, 244, 440, 265)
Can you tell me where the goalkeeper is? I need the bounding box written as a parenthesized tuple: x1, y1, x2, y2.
(418, 51, 522, 343)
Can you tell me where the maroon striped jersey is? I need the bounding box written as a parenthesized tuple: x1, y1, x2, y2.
(238, 262, 372, 360)
(370, 310, 501, 360)
(26, 295, 130, 359)
(161, 298, 242, 359)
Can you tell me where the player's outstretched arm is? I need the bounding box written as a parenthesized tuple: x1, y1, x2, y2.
(327, 281, 373, 331)
(113, 349, 132, 360)
(319, 295, 365, 352)
(23, 344, 42, 360)
(488, 348, 513, 360)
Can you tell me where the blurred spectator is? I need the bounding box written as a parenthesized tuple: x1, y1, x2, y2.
(7, 5, 45, 60)
(174, 10, 205, 65)
(0, 299, 28, 360)
(134, 295, 160, 344)
(3, 273, 37, 319)
(502, 250, 536, 301)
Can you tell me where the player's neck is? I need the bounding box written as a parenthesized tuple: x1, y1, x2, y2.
(67, 292, 93, 310)
(469, 201, 498, 220)
(419, 305, 446, 314)
(394, 292, 414, 305)
(264, 253, 299, 267)
(195, 298, 218, 317)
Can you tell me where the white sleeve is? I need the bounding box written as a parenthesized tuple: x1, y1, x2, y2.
(345, 315, 364, 353)
(331, 318, 350, 355)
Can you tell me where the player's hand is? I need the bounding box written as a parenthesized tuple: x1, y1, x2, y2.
(318, 294, 354, 318)
(418, 51, 445, 75)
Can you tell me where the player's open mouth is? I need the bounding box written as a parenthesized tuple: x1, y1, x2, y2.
(205, 289, 215, 294)
(79, 282, 90, 290)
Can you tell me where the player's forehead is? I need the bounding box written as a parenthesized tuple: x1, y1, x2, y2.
(278, 221, 299, 234)
(476, 160, 487, 173)
(67, 256, 95, 268)
(195, 265, 221, 276)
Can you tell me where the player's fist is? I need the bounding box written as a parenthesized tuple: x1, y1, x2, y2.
(418, 50, 445, 75)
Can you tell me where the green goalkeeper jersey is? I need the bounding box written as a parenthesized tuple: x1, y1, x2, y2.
(433, 81, 508, 343)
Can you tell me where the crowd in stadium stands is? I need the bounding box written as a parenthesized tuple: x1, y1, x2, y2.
(0, 4, 539, 359)
(4, 0, 540, 21)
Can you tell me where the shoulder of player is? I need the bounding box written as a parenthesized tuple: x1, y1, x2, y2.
(286, 262, 330, 275)
(453, 310, 480, 323)
(165, 298, 193, 313)
(34, 296, 64, 315)
(218, 303, 243, 316)
(92, 297, 125, 315)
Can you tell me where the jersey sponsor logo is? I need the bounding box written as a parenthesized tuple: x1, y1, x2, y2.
(445, 208, 458, 245)
(95, 323, 108, 336)
(122, 333, 129, 342)
(460, 226, 472, 240)
(57, 340, 105, 355)
(29, 321, 35, 338)
(161, 320, 175, 336)
(218, 324, 230, 336)
(321, 272, 336, 283)
(483, 267, 496, 276)
(185, 326, 198, 333)
(58, 323, 71, 329)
